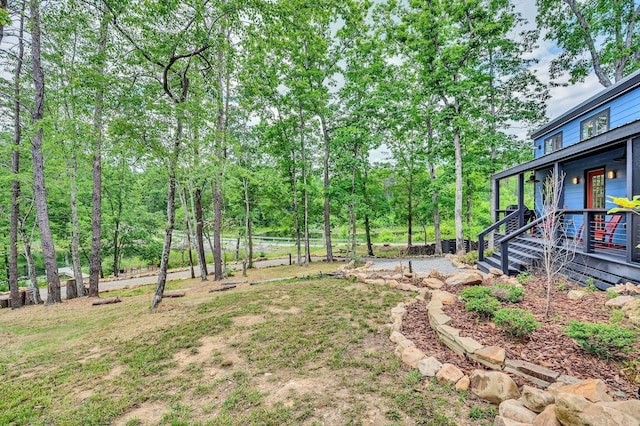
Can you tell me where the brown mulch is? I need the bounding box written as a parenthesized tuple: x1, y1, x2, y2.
(402, 275, 640, 399)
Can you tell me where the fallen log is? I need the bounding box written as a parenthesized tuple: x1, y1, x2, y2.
(209, 285, 236, 292)
(163, 291, 186, 298)
(92, 297, 121, 306)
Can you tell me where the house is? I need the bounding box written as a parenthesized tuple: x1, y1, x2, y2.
(477, 70, 640, 289)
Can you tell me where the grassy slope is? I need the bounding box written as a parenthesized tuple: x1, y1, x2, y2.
(0, 263, 494, 426)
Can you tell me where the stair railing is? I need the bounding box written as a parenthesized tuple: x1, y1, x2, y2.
(478, 209, 521, 262)
(497, 210, 565, 274)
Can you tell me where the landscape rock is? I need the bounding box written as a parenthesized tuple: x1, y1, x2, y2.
(429, 269, 443, 279)
(567, 290, 586, 300)
(418, 356, 442, 377)
(430, 290, 457, 305)
(436, 363, 464, 385)
(596, 400, 640, 421)
(504, 359, 559, 388)
(364, 278, 386, 286)
(471, 346, 506, 369)
(551, 379, 613, 403)
(422, 278, 444, 289)
(445, 271, 483, 286)
(455, 375, 470, 391)
(489, 267, 504, 276)
(532, 404, 561, 426)
(401, 346, 426, 369)
(470, 370, 520, 404)
(389, 331, 405, 344)
(394, 338, 415, 358)
(625, 282, 640, 295)
(521, 385, 555, 413)
(555, 392, 639, 426)
(605, 295, 635, 308)
(499, 399, 538, 424)
(493, 416, 533, 426)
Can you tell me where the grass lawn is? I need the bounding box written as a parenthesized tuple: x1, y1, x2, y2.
(0, 263, 495, 425)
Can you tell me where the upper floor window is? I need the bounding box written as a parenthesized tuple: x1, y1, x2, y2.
(544, 132, 562, 154)
(580, 109, 609, 140)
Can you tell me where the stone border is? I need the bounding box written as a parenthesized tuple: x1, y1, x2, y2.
(339, 261, 640, 425)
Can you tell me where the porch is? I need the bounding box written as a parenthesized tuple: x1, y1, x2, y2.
(476, 122, 640, 288)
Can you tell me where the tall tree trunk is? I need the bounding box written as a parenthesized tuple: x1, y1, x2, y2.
(151, 117, 182, 310)
(407, 173, 413, 247)
(299, 106, 310, 266)
(319, 114, 333, 263)
(30, 0, 61, 304)
(453, 125, 465, 255)
(242, 177, 254, 269)
(19, 215, 41, 303)
(362, 169, 374, 257)
(67, 153, 82, 299)
(180, 187, 195, 279)
(9, 2, 25, 309)
(193, 188, 207, 279)
(212, 180, 223, 281)
(349, 164, 357, 261)
(89, 14, 108, 298)
(112, 219, 120, 277)
(426, 118, 442, 255)
(292, 152, 301, 266)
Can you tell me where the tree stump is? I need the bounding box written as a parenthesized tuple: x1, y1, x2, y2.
(163, 291, 186, 298)
(0, 295, 9, 309)
(91, 297, 121, 306)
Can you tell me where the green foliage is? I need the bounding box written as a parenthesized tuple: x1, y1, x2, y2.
(494, 308, 539, 337)
(606, 289, 619, 299)
(0, 282, 8, 292)
(459, 250, 478, 265)
(565, 321, 638, 359)
(584, 277, 597, 292)
(465, 297, 500, 318)
(491, 284, 525, 303)
(516, 271, 533, 285)
(460, 286, 493, 302)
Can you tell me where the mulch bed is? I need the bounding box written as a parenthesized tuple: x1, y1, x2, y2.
(402, 275, 640, 399)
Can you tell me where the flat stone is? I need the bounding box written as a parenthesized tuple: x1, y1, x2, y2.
(423, 278, 444, 289)
(455, 335, 483, 355)
(473, 346, 506, 366)
(567, 290, 586, 300)
(429, 269, 442, 279)
(398, 283, 419, 292)
(532, 404, 561, 426)
(430, 290, 457, 305)
(494, 416, 533, 426)
(625, 282, 640, 295)
(429, 312, 452, 326)
(597, 400, 640, 421)
(555, 392, 638, 426)
(555, 375, 582, 386)
(470, 370, 520, 404)
(364, 278, 386, 286)
(552, 378, 613, 403)
(389, 331, 405, 344)
(455, 375, 470, 391)
(489, 267, 504, 276)
(390, 304, 406, 316)
(402, 346, 426, 369)
(426, 299, 444, 310)
(418, 356, 442, 377)
(605, 295, 635, 308)
(445, 271, 483, 286)
(521, 385, 556, 413)
(436, 363, 464, 385)
(394, 339, 415, 358)
(504, 359, 559, 387)
(499, 399, 538, 424)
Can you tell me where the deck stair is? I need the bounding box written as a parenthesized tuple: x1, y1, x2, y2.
(478, 234, 639, 289)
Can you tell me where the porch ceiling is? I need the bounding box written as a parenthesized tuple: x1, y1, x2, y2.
(494, 119, 640, 181)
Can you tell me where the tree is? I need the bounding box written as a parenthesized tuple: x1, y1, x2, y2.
(31, 0, 62, 304)
(537, 0, 640, 87)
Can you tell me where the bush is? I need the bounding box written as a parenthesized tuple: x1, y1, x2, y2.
(465, 296, 500, 318)
(565, 321, 638, 359)
(494, 308, 539, 337)
(460, 286, 493, 302)
(491, 284, 525, 303)
(459, 250, 479, 265)
(516, 271, 533, 285)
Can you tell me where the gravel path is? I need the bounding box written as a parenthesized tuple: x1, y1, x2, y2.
(364, 256, 464, 275)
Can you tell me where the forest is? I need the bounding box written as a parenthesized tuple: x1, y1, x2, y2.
(1, 0, 638, 307)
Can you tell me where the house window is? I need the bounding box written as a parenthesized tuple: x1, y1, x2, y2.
(544, 132, 562, 154)
(580, 109, 609, 140)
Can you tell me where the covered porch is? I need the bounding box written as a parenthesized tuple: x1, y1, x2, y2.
(477, 121, 640, 287)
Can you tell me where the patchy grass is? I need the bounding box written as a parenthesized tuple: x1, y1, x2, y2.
(0, 263, 495, 425)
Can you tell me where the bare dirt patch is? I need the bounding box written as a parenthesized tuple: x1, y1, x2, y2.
(267, 306, 301, 315)
(115, 402, 166, 426)
(231, 314, 266, 327)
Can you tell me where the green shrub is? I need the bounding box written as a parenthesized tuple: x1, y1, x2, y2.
(465, 296, 500, 318)
(565, 321, 638, 359)
(460, 286, 493, 302)
(491, 284, 525, 303)
(459, 250, 478, 265)
(494, 308, 539, 337)
(516, 271, 533, 285)
(0, 281, 8, 292)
